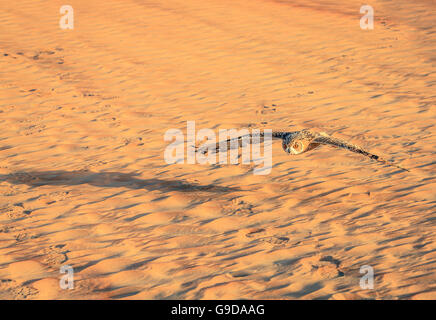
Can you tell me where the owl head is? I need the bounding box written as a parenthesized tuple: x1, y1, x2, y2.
(282, 137, 306, 154)
(281, 131, 319, 155)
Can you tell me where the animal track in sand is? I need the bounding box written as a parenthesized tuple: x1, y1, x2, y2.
(260, 236, 290, 246)
(0, 279, 39, 299)
(1, 52, 17, 59)
(256, 104, 277, 115)
(14, 116, 47, 135)
(245, 228, 267, 238)
(223, 199, 254, 216)
(33, 191, 72, 205)
(0, 225, 15, 233)
(31, 49, 64, 65)
(0, 222, 37, 242)
(299, 255, 344, 279)
(243, 228, 290, 246)
(23, 123, 46, 135)
(14, 231, 38, 242)
(40, 245, 69, 267)
(0, 203, 32, 219)
(12, 286, 39, 299)
(0, 184, 21, 196)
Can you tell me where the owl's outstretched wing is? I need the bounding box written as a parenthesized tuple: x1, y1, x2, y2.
(195, 131, 292, 155)
(311, 133, 409, 172)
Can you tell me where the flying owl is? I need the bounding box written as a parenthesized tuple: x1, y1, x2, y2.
(196, 129, 409, 172)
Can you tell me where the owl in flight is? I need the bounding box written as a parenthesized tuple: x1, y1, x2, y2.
(196, 129, 409, 172)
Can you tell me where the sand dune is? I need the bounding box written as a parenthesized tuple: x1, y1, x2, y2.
(0, 0, 435, 299)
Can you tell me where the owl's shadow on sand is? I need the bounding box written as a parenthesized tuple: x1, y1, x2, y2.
(0, 170, 239, 193)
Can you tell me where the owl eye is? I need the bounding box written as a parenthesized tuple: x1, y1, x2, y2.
(293, 142, 301, 150)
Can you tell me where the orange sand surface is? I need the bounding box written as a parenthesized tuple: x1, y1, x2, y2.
(0, 0, 435, 299)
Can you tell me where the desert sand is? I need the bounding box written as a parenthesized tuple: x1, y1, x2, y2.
(0, 0, 435, 299)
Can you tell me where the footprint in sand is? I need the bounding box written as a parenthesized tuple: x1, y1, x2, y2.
(31, 49, 64, 65)
(0, 279, 38, 299)
(23, 123, 46, 135)
(260, 236, 290, 245)
(34, 191, 72, 205)
(14, 231, 37, 242)
(243, 227, 290, 246)
(256, 104, 277, 115)
(245, 227, 267, 238)
(40, 245, 69, 267)
(0, 203, 32, 219)
(12, 286, 39, 299)
(1, 52, 17, 59)
(82, 91, 98, 97)
(0, 184, 21, 196)
(0, 225, 16, 233)
(224, 199, 254, 216)
(299, 255, 344, 279)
